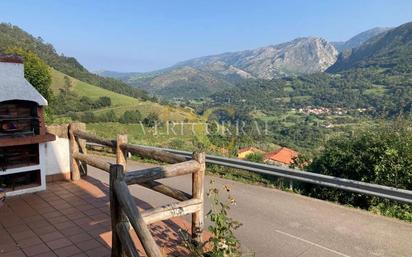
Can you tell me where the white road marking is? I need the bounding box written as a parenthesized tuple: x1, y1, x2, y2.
(274, 229, 352, 257)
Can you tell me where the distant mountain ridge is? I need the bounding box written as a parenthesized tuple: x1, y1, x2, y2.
(98, 24, 408, 100)
(95, 70, 141, 80)
(211, 21, 412, 118)
(327, 22, 412, 72)
(332, 27, 391, 52)
(176, 37, 338, 80)
(102, 37, 338, 99)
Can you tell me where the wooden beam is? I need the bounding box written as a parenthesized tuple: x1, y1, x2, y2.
(124, 160, 200, 185)
(110, 165, 128, 257)
(73, 152, 111, 172)
(73, 129, 116, 148)
(192, 152, 206, 245)
(122, 144, 186, 164)
(116, 222, 141, 257)
(114, 180, 163, 257)
(139, 181, 191, 201)
(117, 135, 128, 168)
(69, 123, 85, 180)
(141, 199, 202, 224)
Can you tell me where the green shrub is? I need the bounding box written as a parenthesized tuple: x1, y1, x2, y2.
(119, 110, 142, 124)
(99, 110, 117, 122)
(303, 120, 412, 221)
(95, 96, 111, 107)
(143, 112, 160, 127)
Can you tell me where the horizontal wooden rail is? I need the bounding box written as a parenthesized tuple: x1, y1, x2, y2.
(122, 143, 186, 164)
(74, 129, 116, 148)
(141, 198, 202, 224)
(116, 222, 141, 257)
(124, 160, 200, 185)
(140, 181, 191, 201)
(114, 179, 163, 257)
(72, 152, 111, 172)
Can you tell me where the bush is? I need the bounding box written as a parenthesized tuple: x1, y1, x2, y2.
(143, 112, 160, 127)
(80, 111, 97, 123)
(303, 120, 412, 221)
(119, 110, 142, 124)
(95, 96, 111, 108)
(99, 110, 117, 122)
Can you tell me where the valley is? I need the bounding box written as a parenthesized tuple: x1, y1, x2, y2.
(1, 2, 412, 256)
(1, 19, 411, 224)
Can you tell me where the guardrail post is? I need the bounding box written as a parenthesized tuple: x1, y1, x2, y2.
(110, 164, 128, 257)
(116, 135, 128, 169)
(68, 123, 86, 180)
(191, 151, 205, 245)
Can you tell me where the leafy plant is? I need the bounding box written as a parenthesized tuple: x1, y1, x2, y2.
(206, 182, 242, 257)
(180, 181, 248, 257)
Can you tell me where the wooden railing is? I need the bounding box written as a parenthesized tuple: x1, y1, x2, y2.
(68, 123, 206, 257)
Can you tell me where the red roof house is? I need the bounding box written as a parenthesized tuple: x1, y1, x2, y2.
(264, 147, 298, 165)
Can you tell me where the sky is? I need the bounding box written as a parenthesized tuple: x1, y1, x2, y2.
(1, 0, 412, 72)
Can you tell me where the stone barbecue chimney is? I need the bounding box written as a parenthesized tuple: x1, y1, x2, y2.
(0, 54, 47, 106)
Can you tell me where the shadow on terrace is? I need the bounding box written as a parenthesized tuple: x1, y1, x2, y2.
(0, 172, 192, 257)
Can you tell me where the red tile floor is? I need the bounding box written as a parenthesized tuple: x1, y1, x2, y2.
(0, 177, 194, 257)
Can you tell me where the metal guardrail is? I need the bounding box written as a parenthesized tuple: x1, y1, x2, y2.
(87, 142, 412, 204)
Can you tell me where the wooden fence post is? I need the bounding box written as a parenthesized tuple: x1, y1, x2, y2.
(110, 164, 128, 257)
(191, 151, 205, 245)
(116, 135, 128, 169)
(68, 123, 86, 181)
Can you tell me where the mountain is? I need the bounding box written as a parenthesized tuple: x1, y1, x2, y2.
(126, 66, 234, 99)
(104, 37, 338, 99)
(211, 21, 412, 118)
(96, 70, 142, 80)
(332, 27, 391, 52)
(176, 37, 338, 80)
(0, 23, 148, 100)
(327, 22, 412, 73)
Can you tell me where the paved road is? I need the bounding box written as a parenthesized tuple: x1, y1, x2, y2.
(87, 160, 412, 257)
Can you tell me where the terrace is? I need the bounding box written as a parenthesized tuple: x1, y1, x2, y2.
(0, 165, 195, 257)
(1, 121, 412, 257)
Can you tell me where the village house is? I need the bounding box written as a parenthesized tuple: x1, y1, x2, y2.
(237, 147, 264, 159)
(264, 147, 298, 166)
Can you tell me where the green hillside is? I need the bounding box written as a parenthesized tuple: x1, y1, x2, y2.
(50, 69, 198, 121)
(327, 22, 412, 73)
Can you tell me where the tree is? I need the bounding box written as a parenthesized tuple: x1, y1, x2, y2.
(60, 75, 73, 96)
(5, 47, 53, 102)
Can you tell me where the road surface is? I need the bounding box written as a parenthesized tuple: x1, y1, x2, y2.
(87, 159, 412, 257)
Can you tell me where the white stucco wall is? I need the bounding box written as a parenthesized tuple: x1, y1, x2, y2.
(44, 136, 70, 175)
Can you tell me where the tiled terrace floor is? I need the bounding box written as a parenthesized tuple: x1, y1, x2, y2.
(0, 177, 192, 257)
